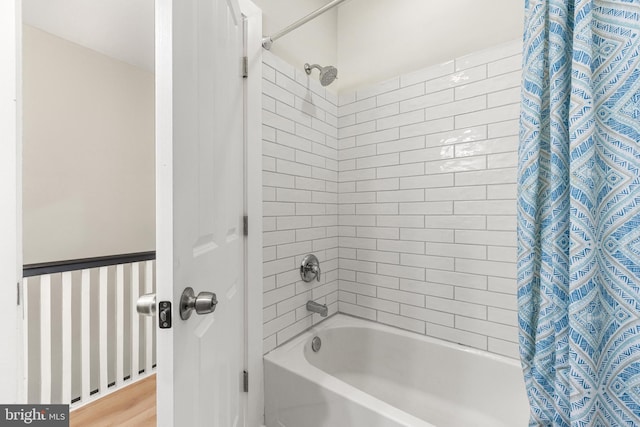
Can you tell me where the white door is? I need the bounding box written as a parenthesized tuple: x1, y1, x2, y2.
(155, 0, 246, 425)
(0, 0, 23, 404)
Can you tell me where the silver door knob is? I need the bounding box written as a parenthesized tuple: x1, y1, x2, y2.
(136, 293, 156, 316)
(180, 287, 218, 320)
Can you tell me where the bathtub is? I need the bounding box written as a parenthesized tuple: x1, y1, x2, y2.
(264, 314, 529, 427)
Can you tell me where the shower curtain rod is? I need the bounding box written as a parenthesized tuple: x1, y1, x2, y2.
(262, 0, 349, 50)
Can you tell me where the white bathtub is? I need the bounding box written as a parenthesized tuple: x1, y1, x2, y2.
(264, 314, 529, 427)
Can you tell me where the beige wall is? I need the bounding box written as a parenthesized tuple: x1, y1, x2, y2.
(23, 25, 155, 264)
(336, 0, 524, 90)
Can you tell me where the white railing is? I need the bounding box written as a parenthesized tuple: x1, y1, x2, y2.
(23, 253, 156, 407)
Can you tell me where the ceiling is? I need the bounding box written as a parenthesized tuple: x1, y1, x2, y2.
(22, 0, 155, 72)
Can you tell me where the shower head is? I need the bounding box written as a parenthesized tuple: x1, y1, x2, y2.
(304, 63, 338, 86)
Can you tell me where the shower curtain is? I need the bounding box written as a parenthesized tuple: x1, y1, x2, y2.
(518, 0, 640, 425)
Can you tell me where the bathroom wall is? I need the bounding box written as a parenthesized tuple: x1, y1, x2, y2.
(336, 40, 521, 358)
(337, 0, 524, 90)
(253, 1, 524, 92)
(262, 51, 340, 354)
(253, 0, 338, 77)
(23, 25, 155, 264)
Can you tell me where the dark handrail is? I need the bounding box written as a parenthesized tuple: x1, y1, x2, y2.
(23, 251, 156, 278)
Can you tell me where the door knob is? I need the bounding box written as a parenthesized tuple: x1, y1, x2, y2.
(137, 293, 156, 316)
(180, 287, 218, 320)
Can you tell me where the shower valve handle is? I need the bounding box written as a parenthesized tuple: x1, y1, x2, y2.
(310, 264, 321, 282)
(300, 254, 321, 283)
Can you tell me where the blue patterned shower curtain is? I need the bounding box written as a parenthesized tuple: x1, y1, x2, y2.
(518, 0, 640, 425)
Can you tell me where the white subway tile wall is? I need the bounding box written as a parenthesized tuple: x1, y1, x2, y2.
(262, 51, 339, 354)
(337, 40, 522, 359)
(262, 40, 522, 359)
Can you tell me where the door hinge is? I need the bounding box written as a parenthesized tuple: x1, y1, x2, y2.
(242, 56, 248, 78)
(243, 215, 248, 236)
(243, 370, 249, 392)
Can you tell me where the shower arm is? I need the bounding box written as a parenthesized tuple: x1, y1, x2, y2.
(305, 64, 322, 74)
(262, 0, 349, 50)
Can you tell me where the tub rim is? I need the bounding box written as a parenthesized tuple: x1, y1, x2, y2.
(266, 313, 522, 369)
(264, 313, 524, 427)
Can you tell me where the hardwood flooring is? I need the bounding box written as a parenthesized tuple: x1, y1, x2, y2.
(70, 375, 156, 427)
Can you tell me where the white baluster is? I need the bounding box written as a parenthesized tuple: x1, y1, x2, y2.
(40, 275, 52, 404)
(131, 263, 140, 380)
(61, 272, 72, 404)
(116, 264, 124, 386)
(81, 269, 91, 403)
(99, 267, 108, 395)
(145, 261, 153, 373)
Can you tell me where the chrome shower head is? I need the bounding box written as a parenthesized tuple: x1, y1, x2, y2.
(304, 63, 338, 86)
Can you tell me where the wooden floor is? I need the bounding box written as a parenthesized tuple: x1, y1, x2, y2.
(70, 375, 156, 427)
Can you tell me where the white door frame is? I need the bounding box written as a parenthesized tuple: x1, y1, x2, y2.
(240, 2, 264, 425)
(0, 0, 24, 404)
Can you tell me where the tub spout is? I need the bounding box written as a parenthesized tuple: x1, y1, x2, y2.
(307, 300, 328, 317)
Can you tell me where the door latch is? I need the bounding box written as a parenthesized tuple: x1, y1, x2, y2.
(159, 301, 172, 329)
